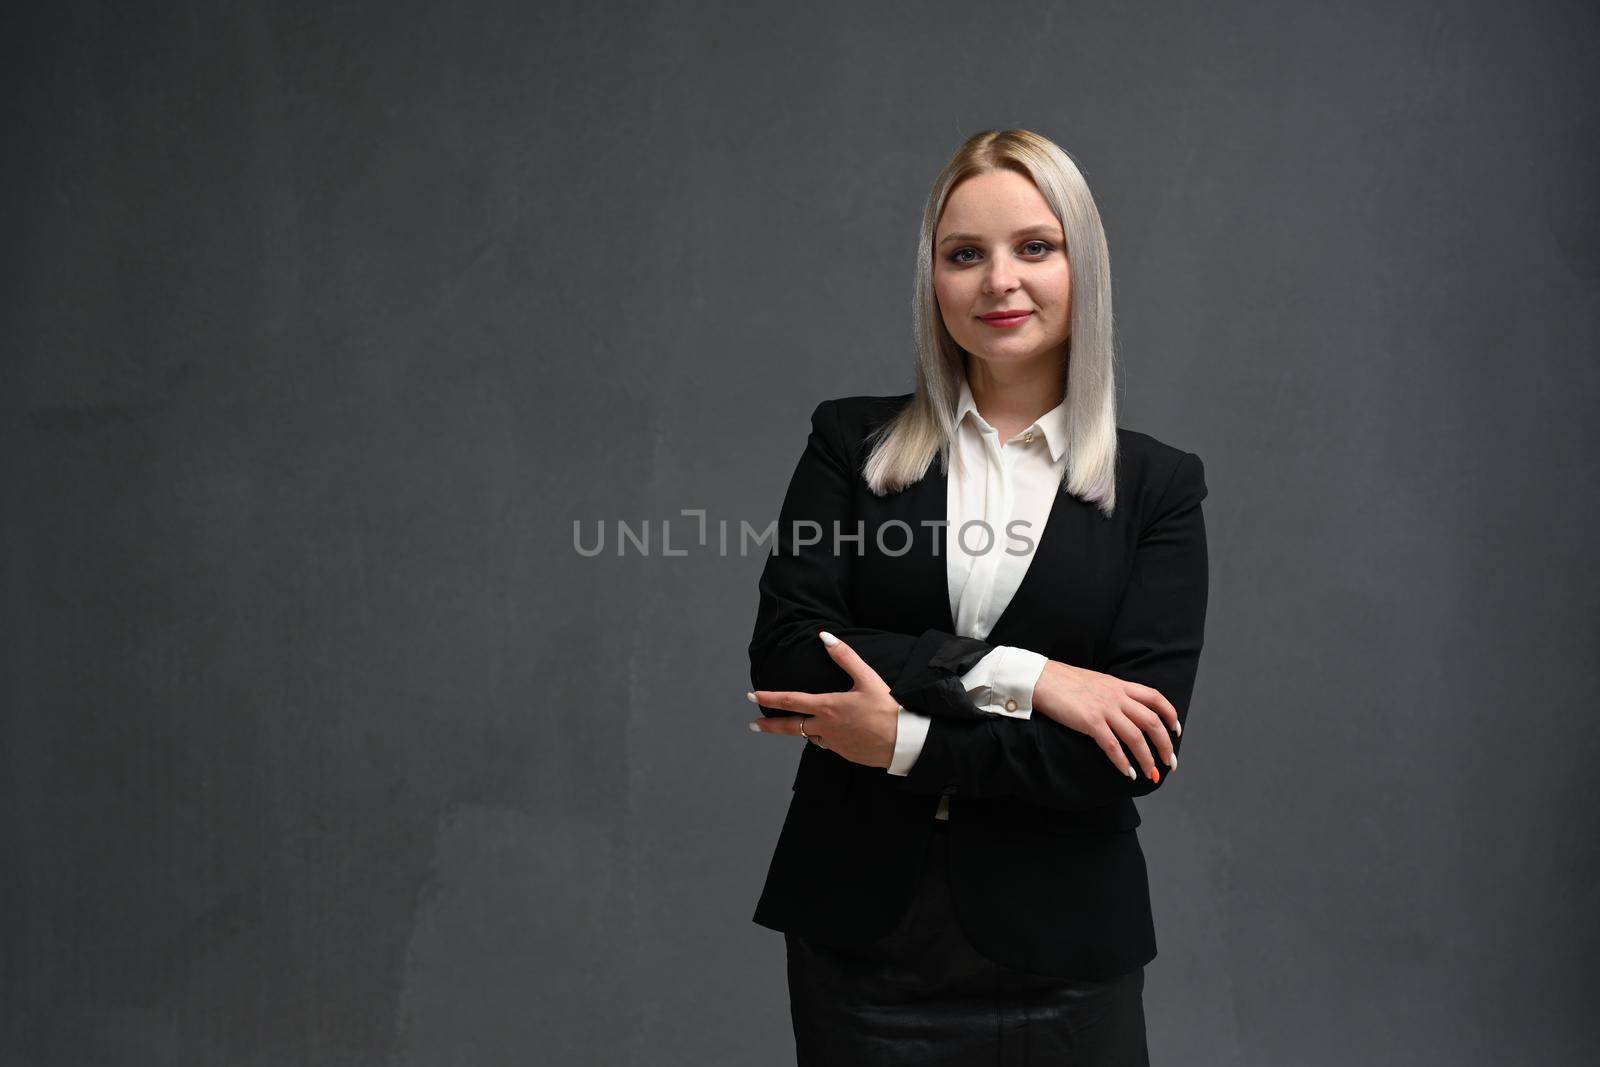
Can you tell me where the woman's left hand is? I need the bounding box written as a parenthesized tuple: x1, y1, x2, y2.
(748, 632, 899, 770)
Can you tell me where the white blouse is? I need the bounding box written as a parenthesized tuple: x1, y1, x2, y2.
(888, 376, 1072, 820)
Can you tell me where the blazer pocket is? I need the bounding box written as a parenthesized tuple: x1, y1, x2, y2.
(1020, 800, 1143, 836)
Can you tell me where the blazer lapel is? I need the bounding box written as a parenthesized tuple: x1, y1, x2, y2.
(984, 480, 1078, 643)
(914, 459, 958, 635)
(902, 455, 1074, 644)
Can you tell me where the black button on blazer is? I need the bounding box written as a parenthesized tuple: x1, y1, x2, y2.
(748, 393, 1209, 981)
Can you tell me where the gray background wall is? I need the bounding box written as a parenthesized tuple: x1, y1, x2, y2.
(4, 1, 1597, 1064)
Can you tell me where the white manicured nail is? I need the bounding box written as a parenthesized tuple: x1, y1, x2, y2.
(1125, 765, 1137, 780)
(748, 721, 761, 732)
(819, 631, 839, 646)
(1168, 754, 1177, 770)
(746, 692, 757, 702)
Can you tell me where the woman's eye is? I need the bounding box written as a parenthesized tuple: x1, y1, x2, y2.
(946, 241, 1054, 265)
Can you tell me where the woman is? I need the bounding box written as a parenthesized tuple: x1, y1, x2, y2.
(746, 129, 1208, 1065)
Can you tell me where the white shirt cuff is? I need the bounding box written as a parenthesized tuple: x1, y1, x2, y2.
(959, 645, 1048, 718)
(886, 705, 931, 776)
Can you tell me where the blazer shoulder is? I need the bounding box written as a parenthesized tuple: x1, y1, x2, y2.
(1115, 426, 1208, 517)
(811, 393, 913, 448)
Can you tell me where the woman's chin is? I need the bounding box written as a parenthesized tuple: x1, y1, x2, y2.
(967, 345, 1056, 367)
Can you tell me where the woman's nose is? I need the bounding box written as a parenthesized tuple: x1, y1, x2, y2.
(984, 260, 1018, 293)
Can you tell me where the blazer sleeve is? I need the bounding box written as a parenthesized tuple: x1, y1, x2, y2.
(748, 399, 1000, 721)
(891, 449, 1210, 811)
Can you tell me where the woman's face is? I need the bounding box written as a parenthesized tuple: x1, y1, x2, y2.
(932, 169, 1072, 375)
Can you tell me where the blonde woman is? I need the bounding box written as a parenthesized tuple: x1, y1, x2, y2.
(747, 129, 1209, 1065)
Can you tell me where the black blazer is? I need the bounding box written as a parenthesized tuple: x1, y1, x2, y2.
(747, 392, 1209, 980)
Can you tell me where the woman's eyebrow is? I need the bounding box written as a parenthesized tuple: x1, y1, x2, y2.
(937, 224, 1063, 247)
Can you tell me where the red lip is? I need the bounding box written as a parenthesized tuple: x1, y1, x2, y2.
(978, 310, 1031, 321)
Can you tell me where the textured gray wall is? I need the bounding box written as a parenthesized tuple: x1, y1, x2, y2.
(3, 1, 1597, 1064)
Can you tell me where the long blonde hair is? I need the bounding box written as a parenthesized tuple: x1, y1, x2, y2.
(861, 129, 1120, 517)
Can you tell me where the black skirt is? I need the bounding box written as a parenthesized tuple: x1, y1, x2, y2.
(785, 820, 1149, 1066)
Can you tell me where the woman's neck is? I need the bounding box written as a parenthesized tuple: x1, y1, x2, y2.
(965, 357, 1066, 437)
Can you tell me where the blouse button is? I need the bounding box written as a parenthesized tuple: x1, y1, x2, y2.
(1004, 698, 1019, 712)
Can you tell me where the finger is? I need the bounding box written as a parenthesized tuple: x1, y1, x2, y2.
(749, 715, 812, 736)
(818, 631, 883, 690)
(750, 690, 828, 715)
(1123, 680, 1180, 737)
(1122, 697, 1176, 770)
(1090, 725, 1139, 781)
(1107, 710, 1161, 785)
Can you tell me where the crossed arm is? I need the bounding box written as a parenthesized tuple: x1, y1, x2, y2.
(748, 398, 1209, 812)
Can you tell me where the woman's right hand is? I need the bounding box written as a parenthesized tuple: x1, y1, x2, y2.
(1030, 660, 1180, 784)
